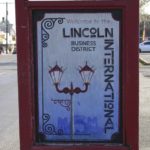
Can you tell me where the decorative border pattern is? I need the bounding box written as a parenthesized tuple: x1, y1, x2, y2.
(41, 17, 65, 135)
(41, 18, 64, 47)
(42, 114, 63, 135)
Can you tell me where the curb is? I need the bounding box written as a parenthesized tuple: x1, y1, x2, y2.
(139, 57, 150, 65)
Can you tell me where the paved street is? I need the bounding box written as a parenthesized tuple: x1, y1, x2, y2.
(0, 55, 19, 150)
(0, 54, 150, 150)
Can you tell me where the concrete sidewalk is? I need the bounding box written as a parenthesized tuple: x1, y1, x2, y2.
(139, 71, 150, 150)
(139, 53, 150, 65)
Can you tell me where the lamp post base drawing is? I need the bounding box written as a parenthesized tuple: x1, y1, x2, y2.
(54, 82, 89, 140)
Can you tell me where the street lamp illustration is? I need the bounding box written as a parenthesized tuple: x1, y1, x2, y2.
(49, 62, 95, 139)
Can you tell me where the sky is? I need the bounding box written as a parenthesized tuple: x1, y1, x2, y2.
(0, 0, 15, 29)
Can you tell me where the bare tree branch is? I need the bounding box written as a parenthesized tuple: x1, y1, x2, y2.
(140, 0, 150, 8)
(140, 0, 150, 22)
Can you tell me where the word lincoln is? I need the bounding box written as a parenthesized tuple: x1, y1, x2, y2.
(63, 27, 113, 38)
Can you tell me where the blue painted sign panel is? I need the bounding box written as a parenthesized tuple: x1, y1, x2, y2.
(36, 12, 120, 142)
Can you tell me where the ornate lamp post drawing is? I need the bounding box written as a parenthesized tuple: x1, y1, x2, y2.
(49, 62, 95, 140)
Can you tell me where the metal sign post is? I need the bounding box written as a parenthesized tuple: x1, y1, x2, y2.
(15, 0, 139, 150)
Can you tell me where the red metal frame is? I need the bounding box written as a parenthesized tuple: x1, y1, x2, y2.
(15, 0, 139, 150)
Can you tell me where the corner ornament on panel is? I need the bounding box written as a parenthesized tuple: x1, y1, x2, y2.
(41, 18, 65, 47)
(42, 113, 63, 135)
